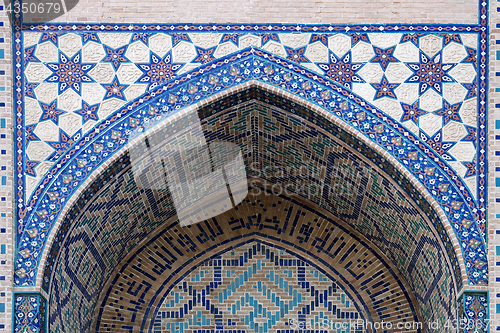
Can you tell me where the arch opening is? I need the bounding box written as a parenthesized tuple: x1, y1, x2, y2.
(17, 50, 486, 294)
(45, 87, 460, 332)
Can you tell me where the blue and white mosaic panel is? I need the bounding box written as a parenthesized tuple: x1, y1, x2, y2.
(22, 31, 479, 200)
(14, 294, 46, 333)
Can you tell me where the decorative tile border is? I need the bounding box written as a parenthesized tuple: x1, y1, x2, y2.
(459, 292, 488, 333)
(13, 293, 46, 333)
(22, 22, 483, 33)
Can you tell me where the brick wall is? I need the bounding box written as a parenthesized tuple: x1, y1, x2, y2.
(26, 0, 479, 24)
(0, 4, 12, 332)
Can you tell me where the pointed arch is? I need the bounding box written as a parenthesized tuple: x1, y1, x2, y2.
(15, 49, 485, 298)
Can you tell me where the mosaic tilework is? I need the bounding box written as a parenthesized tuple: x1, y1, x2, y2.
(87, 196, 423, 333)
(20, 30, 480, 201)
(46, 99, 456, 332)
(5, 0, 492, 330)
(15, 50, 487, 291)
(199, 88, 463, 289)
(10, 18, 489, 294)
(14, 294, 46, 333)
(152, 242, 363, 333)
(459, 293, 488, 333)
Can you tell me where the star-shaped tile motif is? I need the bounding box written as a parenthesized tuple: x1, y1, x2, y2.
(462, 47, 477, 64)
(39, 100, 66, 125)
(168, 33, 191, 47)
(39, 32, 64, 44)
(25, 124, 40, 143)
(462, 125, 477, 146)
(285, 46, 309, 63)
(193, 46, 217, 64)
(463, 81, 477, 99)
(372, 76, 399, 100)
(347, 33, 370, 46)
(137, 51, 183, 89)
(309, 33, 332, 46)
(435, 100, 462, 125)
(25, 160, 40, 177)
(46, 51, 95, 94)
(256, 33, 280, 45)
(81, 33, 100, 44)
(419, 129, 456, 161)
(103, 77, 127, 101)
(400, 100, 427, 125)
(463, 156, 476, 177)
(406, 51, 454, 94)
(103, 45, 130, 70)
(439, 33, 461, 46)
(47, 129, 80, 161)
(25, 83, 38, 99)
(24, 46, 39, 65)
(318, 51, 364, 90)
(75, 101, 100, 124)
(371, 46, 398, 71)
(400, 33, 426, 46)
(132, 33, 153, 45)
(221, 33, 244, 46)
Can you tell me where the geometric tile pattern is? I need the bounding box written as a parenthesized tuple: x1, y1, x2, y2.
(459, 293, 488, 333)
(46, 99, 455, 332)
(84, 199, 423, 333)
(14, 294, 46, 333)
(16, 51, 486, 292)
(152, 242, 364, 333)
(21, 30, 480, 197)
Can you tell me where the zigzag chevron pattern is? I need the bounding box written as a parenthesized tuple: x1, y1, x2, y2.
(152, 242, 362, 333)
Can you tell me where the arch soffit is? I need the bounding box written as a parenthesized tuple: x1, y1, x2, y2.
(88, 190, 424, 333)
